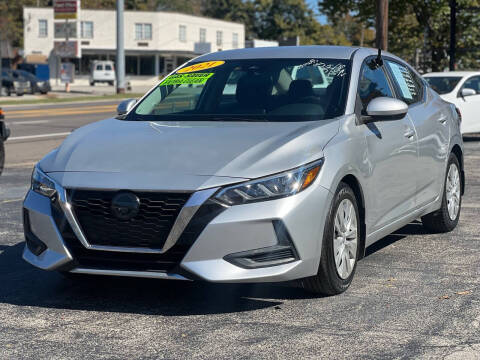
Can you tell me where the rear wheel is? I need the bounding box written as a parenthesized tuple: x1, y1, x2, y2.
(90, 81, 95, 86)
(301, 182, 361, 295)
(421, 154, 462, 233)
(0, 140, 5, 175)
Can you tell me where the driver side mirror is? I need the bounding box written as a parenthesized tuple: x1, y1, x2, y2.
(460, 88, 476, 98)
(362, 97, 408, 123)
(116, 98, 137, 117)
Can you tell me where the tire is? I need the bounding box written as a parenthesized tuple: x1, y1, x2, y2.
(90, 81, 95, 86)
(301, 182, 361, 295)
(421, 154, 462, 233)
(0, 140, 5, 176)
(109, 81, 114, 86)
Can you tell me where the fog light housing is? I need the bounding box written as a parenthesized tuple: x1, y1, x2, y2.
(23, 209, 47, 256)
(223, 220, 299, 269)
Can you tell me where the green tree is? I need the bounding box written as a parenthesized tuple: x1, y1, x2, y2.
(318, 0, 480, 71)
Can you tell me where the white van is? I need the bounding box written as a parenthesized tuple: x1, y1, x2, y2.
(90, 60, 115, 86)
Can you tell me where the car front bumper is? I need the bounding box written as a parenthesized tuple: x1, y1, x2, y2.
(22, 180, 333, 283)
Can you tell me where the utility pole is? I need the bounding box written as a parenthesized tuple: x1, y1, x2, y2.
(449, 0, 456, 71)
(375, 0, 388, 50)
(116, 0, 125, 94)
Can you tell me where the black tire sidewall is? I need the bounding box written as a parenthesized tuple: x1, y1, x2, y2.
(319, 183, 361, 293)
(441, 154, 462, 230)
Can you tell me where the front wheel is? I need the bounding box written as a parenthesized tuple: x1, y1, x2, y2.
(301, 182, 361, 295)
(421, 154, 462, 233)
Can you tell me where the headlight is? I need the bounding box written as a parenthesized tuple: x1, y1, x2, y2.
(14, 81, 21, 87)
(214, 159, 324, 206)
(31, 167, 57, 198)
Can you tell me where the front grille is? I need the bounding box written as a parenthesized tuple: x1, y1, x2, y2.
(51, 195, 225, 273)
(69, 190, 191, 249)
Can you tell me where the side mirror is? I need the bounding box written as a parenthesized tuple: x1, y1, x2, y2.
(460, 88, 476, 98)
(116, 98, 137, 116)
(363, 97, 408, 123)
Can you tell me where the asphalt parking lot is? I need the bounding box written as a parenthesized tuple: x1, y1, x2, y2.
(1, 110, 480, 358)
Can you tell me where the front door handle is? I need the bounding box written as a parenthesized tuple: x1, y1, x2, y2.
(438, 116, 447, 125)
(404, 128, 415, 139)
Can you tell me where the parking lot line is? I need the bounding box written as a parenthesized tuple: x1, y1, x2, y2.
(7, 120, 51, 126)
(8, 132, 71, 141)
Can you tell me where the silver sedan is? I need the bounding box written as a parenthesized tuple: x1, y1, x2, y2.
(23, 46, 464, 295)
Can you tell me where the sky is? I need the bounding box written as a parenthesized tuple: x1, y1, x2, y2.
(306, 0, 328, 24)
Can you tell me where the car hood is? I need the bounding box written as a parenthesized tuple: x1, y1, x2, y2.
(40, 117, 340, 191)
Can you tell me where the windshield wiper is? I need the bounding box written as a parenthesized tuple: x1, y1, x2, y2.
(212, 116, 268, 122)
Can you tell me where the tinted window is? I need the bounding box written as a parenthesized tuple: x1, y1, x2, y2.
(386, 60, 423, 104)
(462, 76, 480, 94)
(96, 64, 103, 71)
(358, 63, 393, 108)
(133, 58, 351, 122)
(105, 64, 112, 71)
(424, 76, 461, 95)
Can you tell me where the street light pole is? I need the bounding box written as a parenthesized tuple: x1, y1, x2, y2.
(449, 0, 456, 71)
(116, 0, 125, 93)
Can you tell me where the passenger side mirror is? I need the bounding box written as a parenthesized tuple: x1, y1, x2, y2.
(116, 98, 137, 117)
(460, 88, 476, 98)
(362, 97, 408, 123)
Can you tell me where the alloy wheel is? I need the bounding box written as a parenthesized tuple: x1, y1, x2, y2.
(333, 199, 358, 279)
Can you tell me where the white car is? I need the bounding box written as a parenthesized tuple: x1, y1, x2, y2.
(424, 71, 480, 134)
(89, 60, 115, 86)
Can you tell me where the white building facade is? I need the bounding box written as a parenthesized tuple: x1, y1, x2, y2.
(23, 7, 245, 76)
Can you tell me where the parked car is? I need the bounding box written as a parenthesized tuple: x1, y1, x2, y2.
(17, 63, 50, 87)
(2, 69, 31, 96)
(0, 108, 10, 175)
(14, 70, 51, 94)
(89, 60, 115, 86)
(23, 46, 464, 296)
(1, 71, 14, 96)
(423, 71, 480, 134)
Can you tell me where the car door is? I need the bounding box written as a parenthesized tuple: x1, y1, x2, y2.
(458, 75, 480, 134)
(385, 59, 449, 208)
(358, 59, 419, 233)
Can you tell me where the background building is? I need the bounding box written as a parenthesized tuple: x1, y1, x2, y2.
(23, 7, 245, 78)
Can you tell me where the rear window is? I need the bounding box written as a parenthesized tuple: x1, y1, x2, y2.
(105, 64, 113, 71)
(96, 64, 103, 71)
(424, 76, 462, 94)
(132, 58, 351, 122)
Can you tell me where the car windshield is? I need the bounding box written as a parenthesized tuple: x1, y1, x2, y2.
(424, 76, 462, 94)
(131, 58, 351, 122)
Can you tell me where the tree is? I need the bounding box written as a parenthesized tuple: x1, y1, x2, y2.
(318, 0, 480, 71)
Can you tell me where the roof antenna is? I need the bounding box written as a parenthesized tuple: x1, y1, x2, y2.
(376, 48, 383, 67)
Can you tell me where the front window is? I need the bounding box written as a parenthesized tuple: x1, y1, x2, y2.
(179, 25, 187, 42)
(424, 76, 462, 95)
(357, 63, 393, 108)
(131, 58, 351, 122)
(39, 19, 48, 38)
(81, 21, 93, 39)
(135, 23, 152, 40)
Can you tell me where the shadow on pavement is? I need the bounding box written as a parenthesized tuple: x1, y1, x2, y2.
(0, 242, 317, 316)
(365, 221, 427, 257)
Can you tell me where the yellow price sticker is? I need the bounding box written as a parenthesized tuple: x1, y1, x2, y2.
(177, 61, 225, 73)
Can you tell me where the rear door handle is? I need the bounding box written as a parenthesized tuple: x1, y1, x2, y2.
(404, 128, 415, 139)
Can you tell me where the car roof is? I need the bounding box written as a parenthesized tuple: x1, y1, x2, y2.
(195, 45, 361, 61)
(423, 71, 480, 77)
